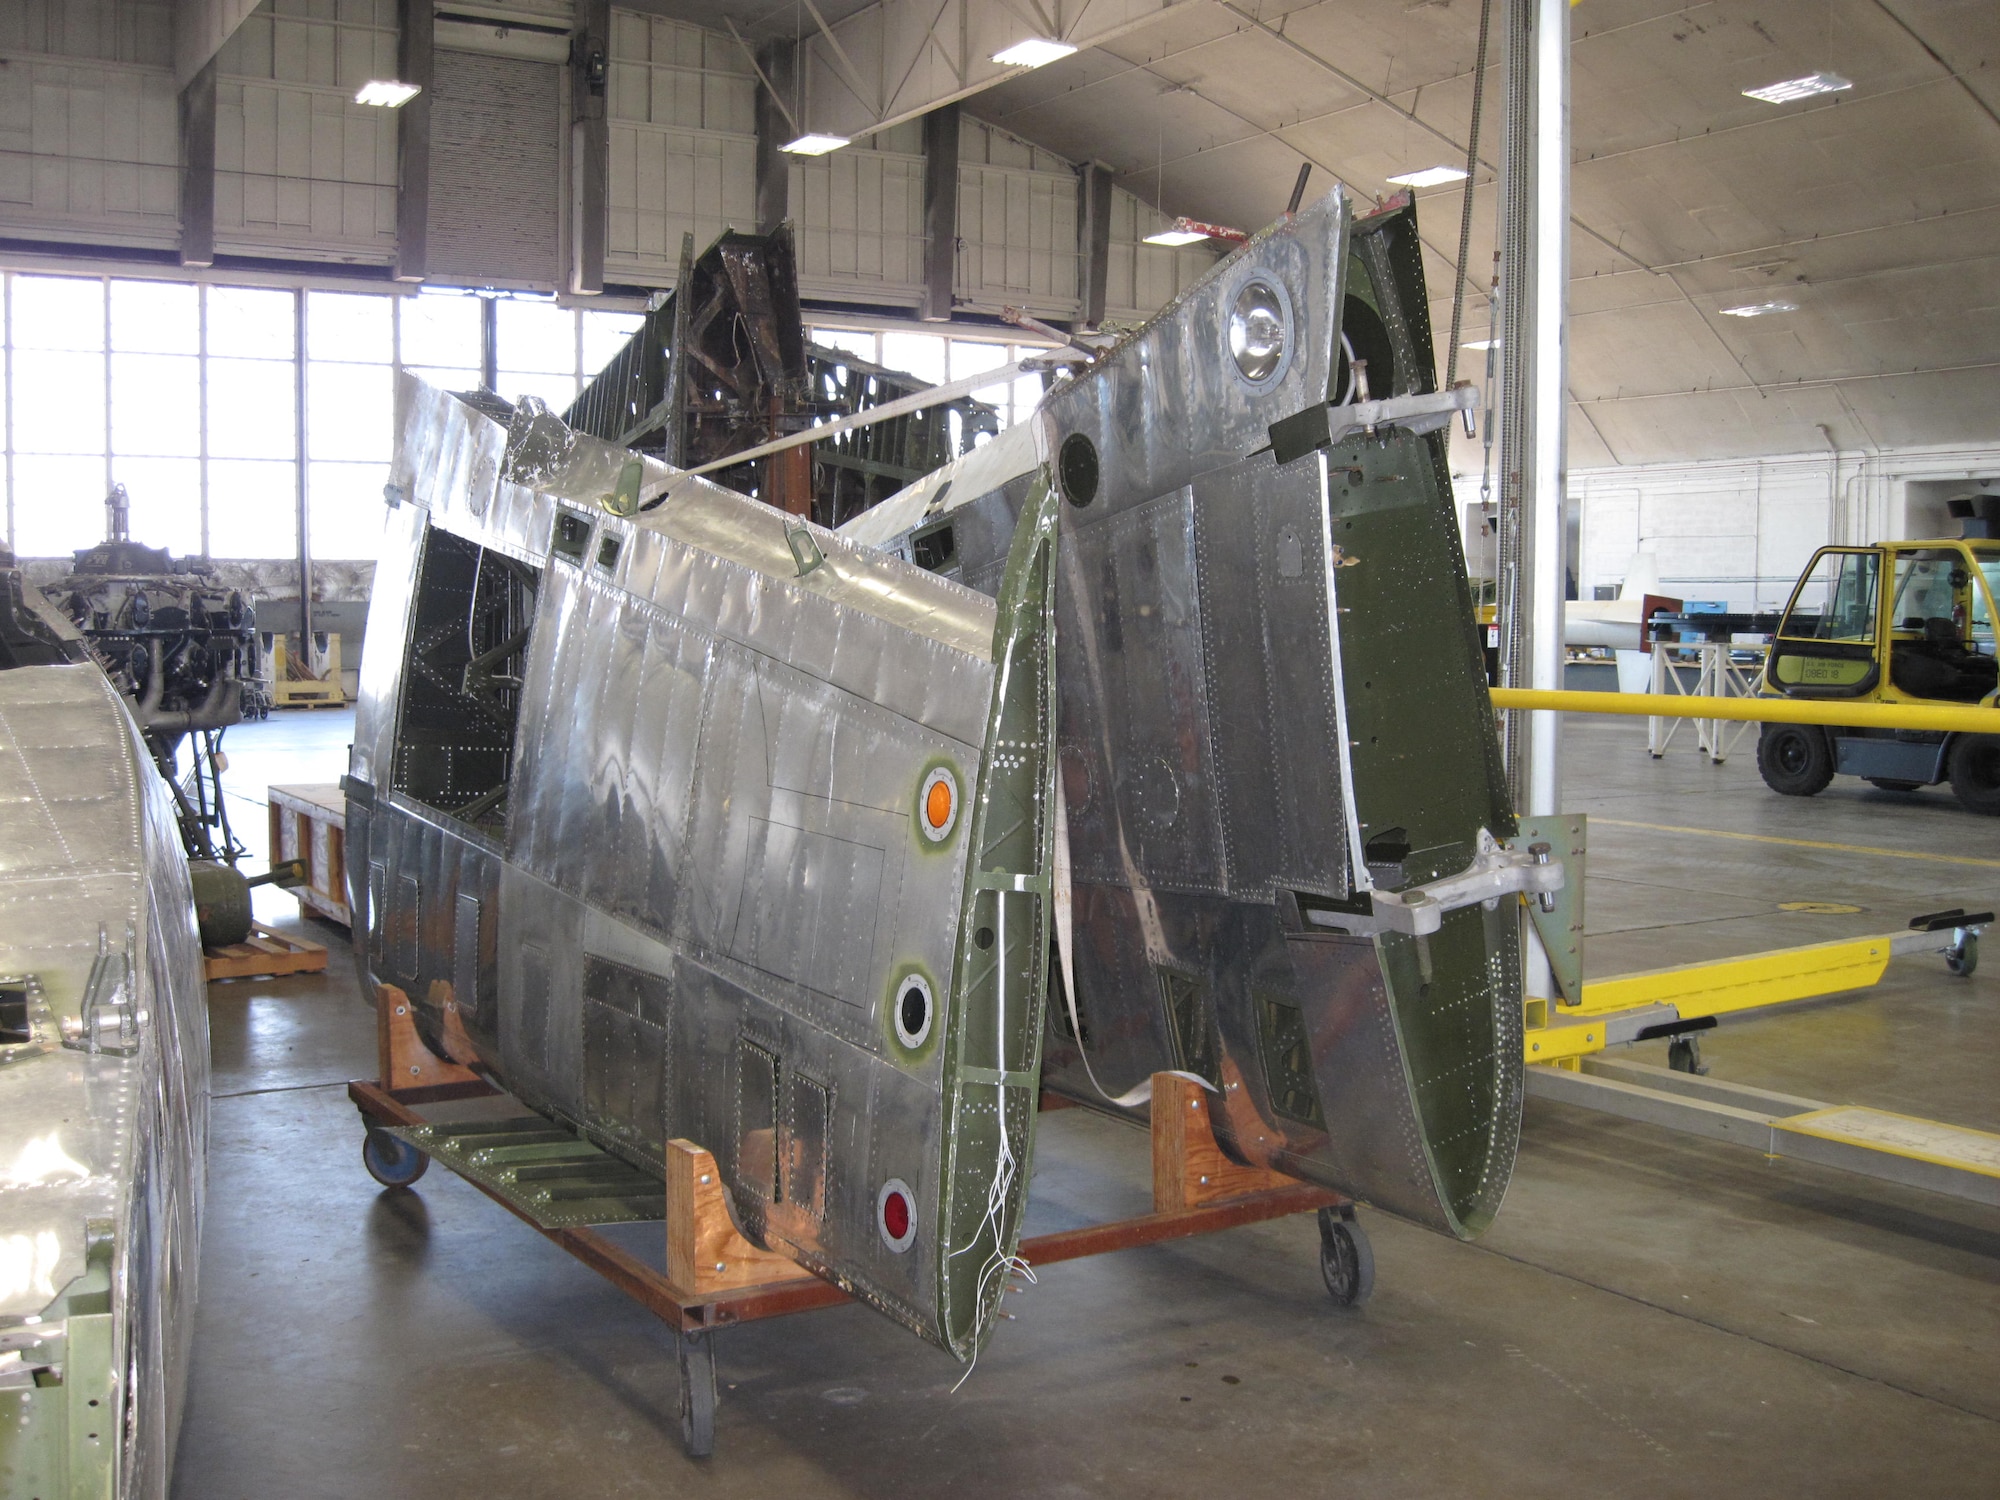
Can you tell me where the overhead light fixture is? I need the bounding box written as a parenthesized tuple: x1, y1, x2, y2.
(1386, 165, 1468, 188)
(1461, 338, 1499, 351)
(1743, 72, 1852, 104)
(1143, 216, 1247, 247)
(1720, 300, 1799, 317)
(993, 38, 1077, 68)
(781, 133, 851, 156)
(354, 79, 421, 108)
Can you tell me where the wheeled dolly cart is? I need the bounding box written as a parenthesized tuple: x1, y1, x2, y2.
(349, 985, 1372, 1457)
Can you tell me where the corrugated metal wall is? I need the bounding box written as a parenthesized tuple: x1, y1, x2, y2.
(214, 0, 399, 259)
(0, 2, 1213, 319)
(0, 0, 180, 248)
(429, 49, 564, 288)
(605, 12, 755, 282)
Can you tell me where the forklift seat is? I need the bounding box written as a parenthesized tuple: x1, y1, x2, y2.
(1889, 617, 1999, 702)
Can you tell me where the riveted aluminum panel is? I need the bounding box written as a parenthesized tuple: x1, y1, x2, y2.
(0, 662, 209, 1494)
(351, 376, 1060, 1360)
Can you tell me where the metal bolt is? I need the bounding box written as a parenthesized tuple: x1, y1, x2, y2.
(409, 1065, 420, 1075)
(395, 1005, 407, 1016)
(1199, 1175, 1209, 1185)
(700, 1174, 711, 1185)
(714, 1262, 726, 1273)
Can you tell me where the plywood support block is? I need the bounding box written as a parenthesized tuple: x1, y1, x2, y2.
(665, 1139, 817, 1296)
(376, 982, 480, 1092)
(1151, 1073, 1297, 1212)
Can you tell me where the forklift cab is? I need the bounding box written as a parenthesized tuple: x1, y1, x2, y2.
(1759, 539, 2000, 813)
(1768, 541, 2000, 703)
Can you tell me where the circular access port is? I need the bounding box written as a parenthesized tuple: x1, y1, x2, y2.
(1058, 432, 1099, 508)
(878, 1179, 917, 1252)
(894, 974, 934, 1050)
(1227, 277, 1290, 385)
(919, 766, 959, 843)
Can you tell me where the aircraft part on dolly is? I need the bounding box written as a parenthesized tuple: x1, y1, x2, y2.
(846, 190, 1536, 1239)
(347, 375, 1057, 1360)
(0, 641, 211, 1499)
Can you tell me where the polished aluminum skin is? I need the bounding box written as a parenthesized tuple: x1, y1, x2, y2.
(0, 661, 210, 1498)
(346, 377, 1057, 1359)
(845, 190, 1528, 1239)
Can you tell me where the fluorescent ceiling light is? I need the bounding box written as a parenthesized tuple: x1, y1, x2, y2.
(1720, 300, 1799, 317)
(354, 79, 421, 108)
(781, 133, 851, 156)
(993, 38, 1077, 68)
(1386, 165, 1468, 188)
(1144, 228, 1210, 247)
(1461, 338, 1499, 350)
(1743, 72, 1852, 104)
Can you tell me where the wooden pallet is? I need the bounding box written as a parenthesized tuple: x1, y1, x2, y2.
(204, 923, 330, 981)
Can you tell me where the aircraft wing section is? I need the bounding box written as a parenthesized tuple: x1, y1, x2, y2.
(349, 377, 1058, 1358)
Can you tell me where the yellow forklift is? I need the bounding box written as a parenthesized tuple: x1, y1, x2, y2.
(1757, 522, 2000, 813)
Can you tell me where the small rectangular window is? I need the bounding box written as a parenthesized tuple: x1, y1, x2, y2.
(553, 510, 592, 563)
(596, 533, 621, 571)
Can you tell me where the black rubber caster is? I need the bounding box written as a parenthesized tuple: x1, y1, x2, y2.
(1946, 934, 1979, 978)
(362, 1126, 428, 1187)
(678, 1331, 716, 1458)
(1667, 1035, 1709, 1075)
(1317, 1206, 1374, 1307)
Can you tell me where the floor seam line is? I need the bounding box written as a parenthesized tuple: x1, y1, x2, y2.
(1468, 1241, 2000, 1424)
(214, 1081, 351, 1100)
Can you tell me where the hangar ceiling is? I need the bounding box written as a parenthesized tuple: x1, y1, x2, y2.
(636, 0, 1999, 470)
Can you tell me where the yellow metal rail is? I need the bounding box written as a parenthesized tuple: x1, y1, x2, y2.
(1490, 687, 2000, 735)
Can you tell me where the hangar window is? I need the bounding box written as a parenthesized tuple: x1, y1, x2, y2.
(391, 526, 541, 832)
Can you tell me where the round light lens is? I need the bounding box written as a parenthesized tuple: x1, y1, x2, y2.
(878, 1179, 917, 1252)
(894, 974, 934, 1050)
(1228, 279, 1288, 384)
(919, 766, 958, 843)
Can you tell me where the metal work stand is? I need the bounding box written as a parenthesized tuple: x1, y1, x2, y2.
(348, 985, 1363, 1457)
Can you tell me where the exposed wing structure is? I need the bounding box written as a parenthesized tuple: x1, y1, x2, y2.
(845, 191, 1526, 1239)
(347, 378, 1058, 1358)
(0, 657, 209, 1497)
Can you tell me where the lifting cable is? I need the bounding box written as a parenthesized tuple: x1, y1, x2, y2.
(1444, 0, 1496, 389)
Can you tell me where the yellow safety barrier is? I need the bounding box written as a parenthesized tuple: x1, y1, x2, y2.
(1490, 687, 2000, 736)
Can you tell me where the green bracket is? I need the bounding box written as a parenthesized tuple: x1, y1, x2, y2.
(387, 1117, 666, 1229)
(1512, 813, 1586, 1006)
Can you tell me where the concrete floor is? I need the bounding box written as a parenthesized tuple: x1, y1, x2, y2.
(172, 712, 2000, 1498)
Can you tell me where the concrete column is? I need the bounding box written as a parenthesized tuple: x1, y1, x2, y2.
(1077, 162, 1113, 330)
(571, 0, 611, 295)
(919, 103, 959, 322)
(754, 41, 795, 235)
(178, 57, 217, 269)
(393, 0, 434, 284)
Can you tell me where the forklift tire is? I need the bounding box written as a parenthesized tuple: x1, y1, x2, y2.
(1758, 724, 1834, 797)
(1946, 735, 2000, 816)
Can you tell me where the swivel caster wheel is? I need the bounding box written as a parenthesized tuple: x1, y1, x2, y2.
(678, 1331, 716, 1458)
(1946, 934, 1978, 978)
(361, 1126, 428, 1188)
(1317, 1206, 1374, 1308)
(1667, 1035, 1709, 1075)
